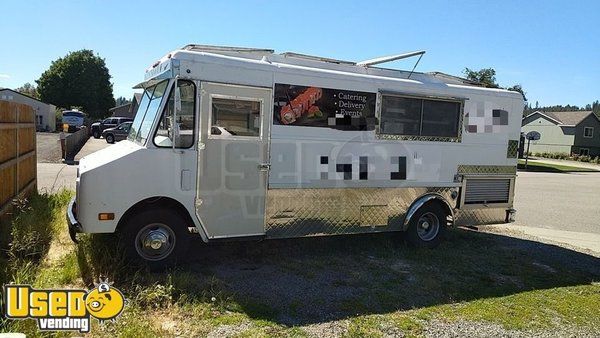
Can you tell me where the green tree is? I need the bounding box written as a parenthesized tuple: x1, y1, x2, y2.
(463, 68, 499, 88)
(36, 50, 115, 119)
(15, 83, 39, 99)
(115, 96, 131, 106)
(464, 67, 527, 102)
(507, 84, 527, 102)
(592, 100, 600, 115)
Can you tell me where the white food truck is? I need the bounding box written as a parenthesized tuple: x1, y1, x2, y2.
(67, 45, 523, 267)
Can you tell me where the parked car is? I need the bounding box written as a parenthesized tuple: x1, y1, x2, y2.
(102, 122, 133, 144)
(91, 117, 133, 139)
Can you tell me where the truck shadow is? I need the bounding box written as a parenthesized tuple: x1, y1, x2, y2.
(77, 227, 600, 326)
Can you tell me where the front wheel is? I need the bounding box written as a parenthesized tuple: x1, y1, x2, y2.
(93, 130, 101, 138)
(121, 209, 190, 269)
(105, 134, 115, 143)
(405, 203, 447, 248)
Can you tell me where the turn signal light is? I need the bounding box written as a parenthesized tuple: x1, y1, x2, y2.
(98, 213, 115, 221)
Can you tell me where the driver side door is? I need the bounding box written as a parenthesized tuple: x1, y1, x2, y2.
(196, 82, 272, 239)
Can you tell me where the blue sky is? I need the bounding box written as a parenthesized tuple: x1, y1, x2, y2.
(0, 0, 598, 107)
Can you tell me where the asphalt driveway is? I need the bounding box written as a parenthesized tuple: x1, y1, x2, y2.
(512, 171, 600, 234)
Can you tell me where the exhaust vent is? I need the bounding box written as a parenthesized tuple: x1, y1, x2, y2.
(464, 178, 511, 205)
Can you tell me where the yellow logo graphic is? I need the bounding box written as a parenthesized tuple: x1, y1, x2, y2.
(3, 282, 125, 333)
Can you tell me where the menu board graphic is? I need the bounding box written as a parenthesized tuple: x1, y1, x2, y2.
(274, 84, 377, 131)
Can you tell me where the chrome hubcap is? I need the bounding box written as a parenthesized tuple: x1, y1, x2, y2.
(145, 230, 168, 250)
(135, 223, 176, 261)
(416, 212, 440, 241)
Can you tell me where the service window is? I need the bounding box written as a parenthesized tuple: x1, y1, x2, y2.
(421, 100, 461, 137)
(380, 96, 421, 135)
(154, 80, 196, 148)
(380, 94, 462, 139)
(210, 97, 261, 137)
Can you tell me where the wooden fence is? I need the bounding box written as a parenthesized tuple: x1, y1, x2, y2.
(0, 100, 37, 217)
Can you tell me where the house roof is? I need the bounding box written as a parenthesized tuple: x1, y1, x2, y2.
(109, 103, 132, 112)
(0, 88, 53, 106)
(525, 110, 597, 126)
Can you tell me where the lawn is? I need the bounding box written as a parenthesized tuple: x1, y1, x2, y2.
(517, 159, 598, 173)
(1, 191, 599, 337)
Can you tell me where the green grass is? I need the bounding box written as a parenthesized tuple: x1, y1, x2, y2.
(518, 159, 598, 172)
(1, 191, 599, 337)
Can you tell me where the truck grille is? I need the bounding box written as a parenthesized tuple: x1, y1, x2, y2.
(464, 178, 511, 205)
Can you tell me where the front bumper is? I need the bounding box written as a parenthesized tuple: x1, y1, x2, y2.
(67, 197, 82, 243)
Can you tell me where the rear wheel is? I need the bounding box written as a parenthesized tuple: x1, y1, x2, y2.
(106, 134, 115, 143)
(122, 209, 190, 269)
(93, 130, 101, 138)
(405, 203, 447, 248)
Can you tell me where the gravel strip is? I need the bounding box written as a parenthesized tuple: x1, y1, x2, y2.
(423, 319, 599, 338)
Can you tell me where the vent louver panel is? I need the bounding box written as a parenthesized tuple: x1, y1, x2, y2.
(464, 179, 510, 204)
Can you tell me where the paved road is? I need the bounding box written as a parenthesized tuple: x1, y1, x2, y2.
(513, 171, 600, 234)
(37, 163, 77, 193)
(37, 137, 111, 193)
(75, 136, 111, 161)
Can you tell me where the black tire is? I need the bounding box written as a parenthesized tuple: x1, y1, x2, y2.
(405, 203, 447, 249)
(121, 209, 190, 270)
(106, 134, 115, 143)
(93, 130, 101, 139)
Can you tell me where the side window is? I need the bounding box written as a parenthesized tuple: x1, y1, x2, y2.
(154, 80, 196, 148)
(210, 97, 261, 137)
(380, 94, 462, 139)
(380, 96, 421, 136)
(421, 100, 461, 137)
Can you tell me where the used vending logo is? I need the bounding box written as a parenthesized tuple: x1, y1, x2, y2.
(3, 282, 125, 333)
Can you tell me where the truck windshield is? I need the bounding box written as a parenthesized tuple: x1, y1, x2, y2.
(128, 80, 169, 144)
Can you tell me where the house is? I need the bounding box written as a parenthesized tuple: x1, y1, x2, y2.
(522, 110, 600, 156)
(109, 93, 142, 119)
(0, 88, 56, 131)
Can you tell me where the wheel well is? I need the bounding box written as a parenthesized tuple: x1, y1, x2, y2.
(117, 196, 195, 233)
(424, 199, 453, 225)
(403, 194, 455, 229)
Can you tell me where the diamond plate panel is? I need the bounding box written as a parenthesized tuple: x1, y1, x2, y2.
(376, 133, 462, 143)
(457, 165, 517, 175)
(455, 208, 508, 226)
(360, 205, 388, 226)
(507, 140, 519, 158)
(265, 187, 455, 238)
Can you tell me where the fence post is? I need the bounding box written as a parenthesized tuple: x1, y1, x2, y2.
(14, 103, 19, 203)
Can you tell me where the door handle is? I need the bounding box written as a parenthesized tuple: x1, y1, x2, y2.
(258, 163, 271, 171)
